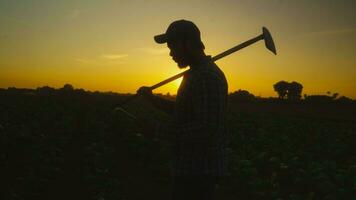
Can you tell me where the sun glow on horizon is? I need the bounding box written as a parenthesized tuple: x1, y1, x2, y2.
(0, 0, 355, 98)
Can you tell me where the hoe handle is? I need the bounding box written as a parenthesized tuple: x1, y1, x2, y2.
(212, 34, 263, 61)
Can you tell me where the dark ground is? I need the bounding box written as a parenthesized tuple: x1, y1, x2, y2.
(0, 90, 355, 200)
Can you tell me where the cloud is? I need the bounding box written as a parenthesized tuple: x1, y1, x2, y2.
(303, 27, 356, 37)
(137, 47, 169, 55)
(75, 54, 128, 65)
(101, 54, 128, 60)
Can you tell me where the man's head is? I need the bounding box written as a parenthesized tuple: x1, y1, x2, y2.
(154, 20, 205, 68)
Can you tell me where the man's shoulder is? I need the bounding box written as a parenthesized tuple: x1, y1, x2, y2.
(190, 61, 226, 83)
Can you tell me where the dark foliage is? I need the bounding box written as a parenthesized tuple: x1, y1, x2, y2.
(0, 85, 355, 199)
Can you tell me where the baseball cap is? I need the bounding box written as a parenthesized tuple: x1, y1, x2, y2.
(154, 19, 202, 44)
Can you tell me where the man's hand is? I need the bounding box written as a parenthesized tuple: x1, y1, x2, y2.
(137, 86, 153, 99)
(135, 117, 156, 140)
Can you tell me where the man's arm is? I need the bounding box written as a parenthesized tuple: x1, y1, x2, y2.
(137, 86, 175, 115)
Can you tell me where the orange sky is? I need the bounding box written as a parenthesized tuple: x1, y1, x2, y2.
(0, 0, 355, 98)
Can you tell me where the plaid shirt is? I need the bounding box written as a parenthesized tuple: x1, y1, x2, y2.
(155, 56, 229, 177)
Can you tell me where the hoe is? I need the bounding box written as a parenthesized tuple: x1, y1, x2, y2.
(115, 27, 277, 116)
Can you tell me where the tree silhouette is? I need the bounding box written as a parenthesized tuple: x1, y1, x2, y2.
(287, 81, 303, 100)
(273, 81, 289, 99)
(274, 81, 303, 100)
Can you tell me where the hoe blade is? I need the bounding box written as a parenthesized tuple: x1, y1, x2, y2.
(262, 27, 277, 55)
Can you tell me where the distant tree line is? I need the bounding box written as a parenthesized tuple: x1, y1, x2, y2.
(0, 84, 119, 96)
(303, 92, 353, 103)
(272, 80, 353, 103)
(0, 83, 354, 104)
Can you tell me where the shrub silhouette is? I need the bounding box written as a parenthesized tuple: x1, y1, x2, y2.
(230, 89, 255, 102)
(304, 95, 334, 103)
(36, 86, 56, 94)
(61, 84, 74, 91)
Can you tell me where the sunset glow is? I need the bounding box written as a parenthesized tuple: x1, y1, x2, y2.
(0, 0, 355, 98)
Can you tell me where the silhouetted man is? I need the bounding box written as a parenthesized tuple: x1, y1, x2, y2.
(137, 19, 229, 200)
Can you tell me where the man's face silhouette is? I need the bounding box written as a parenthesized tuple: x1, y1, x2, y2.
(167, 40, 189, 69)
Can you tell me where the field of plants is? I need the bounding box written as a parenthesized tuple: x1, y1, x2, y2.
(0, 90, 355, 200)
